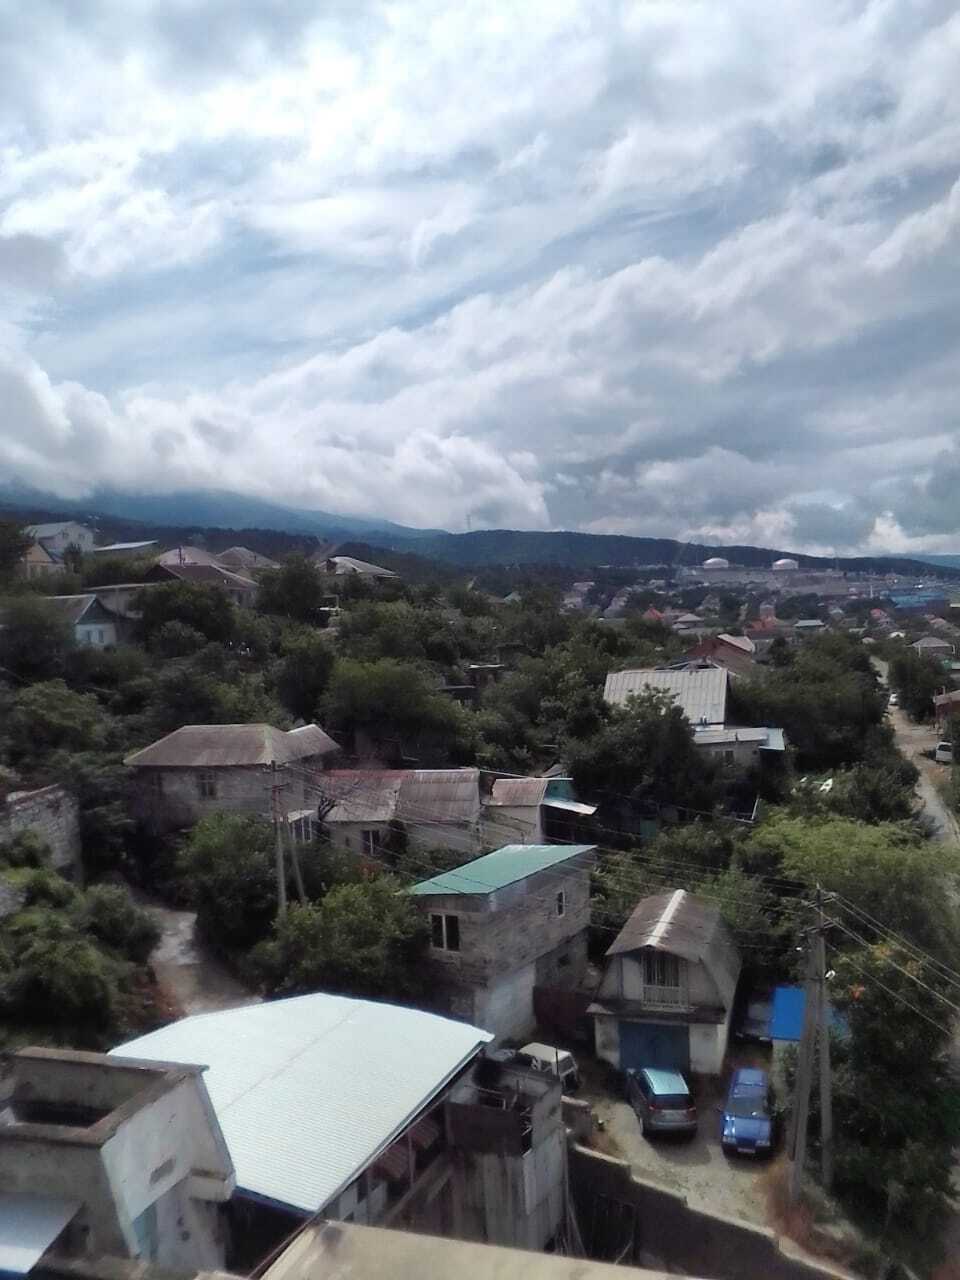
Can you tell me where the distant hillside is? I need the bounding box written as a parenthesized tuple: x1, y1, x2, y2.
(383, 528, 960, 579)
(909, 554, 960, 571)
(0, 484, 439, 543)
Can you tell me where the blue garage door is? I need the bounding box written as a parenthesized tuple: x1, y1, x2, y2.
(619, 1021, 689, 1073)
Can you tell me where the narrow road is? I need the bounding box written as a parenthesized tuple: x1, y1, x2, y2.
(137, 891, 260, 1017)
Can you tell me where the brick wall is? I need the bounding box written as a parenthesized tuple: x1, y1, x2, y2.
(0, 786, 80, 877)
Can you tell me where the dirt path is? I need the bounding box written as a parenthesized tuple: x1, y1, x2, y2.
(138, 892, 260, 1017)
(888, 706, 960, 844)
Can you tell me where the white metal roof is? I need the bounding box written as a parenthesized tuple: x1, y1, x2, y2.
(112, 994, 491, 1214)
(604, 667, 728, 726)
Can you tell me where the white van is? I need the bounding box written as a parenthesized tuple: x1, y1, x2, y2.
(516, 1042, 580, 1093)
(935, 741, 954, 764)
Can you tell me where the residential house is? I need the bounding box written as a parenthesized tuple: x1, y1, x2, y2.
(409, 842, 596, 1040)
(0, 1046, 233, 1272)
(46, 593, 127, 648)
(604, 667, 729, 728)
(683, 634, 756, 678)
(114, 995, 494, 1241)
(590, 889, 741, 1075)
(19, 540, 60, 579)
(317, 768, 482, 858)
(934, 689, 960, 732)
(671, 612, 704, 633)
(0, 785, 80, 878)
(481, 776, 596, 846)
(215, 546, 280, 572)
(124, 722, 340, 833)
(913, 635, 954, 658)
(144, 561, 258, 607)
(689, 726, 786, 770)
(793, 618, 826, 635)
(319, 555, 398, 579)
(24, 521, 96, 555)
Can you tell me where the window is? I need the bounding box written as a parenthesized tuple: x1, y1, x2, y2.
(556, 890, 565, 917)
(723, 749, 735, 765)
(430, 913, 460, 952)
(96, 629, 104, 644)
(361, 829, 379, 856)
(643, 951, 681, 990)
(198, 770, 217, 799)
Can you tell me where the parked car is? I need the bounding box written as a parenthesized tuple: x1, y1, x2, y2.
(732, 985, 773, 1044)
(626, 1067, 697, 1137)
(720, 1068, 774, 1156)
(935, 741, 954, 765)
(514, 1043, 580, 1093)
(888, 692, 899, 707)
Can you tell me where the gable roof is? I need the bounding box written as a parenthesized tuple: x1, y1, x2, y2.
(216, 546, 280, 571)
(318, 769, 480, 824)
(113, 994, 492, 1215)
(156, 545, 222, 566)
(327, 555, 397, 578)
(23, 521, 89, 541)
(149, 562, 257, 592)
(605, 889, 741, 1007)
(124, 723, 339, 769)
(45, 594, 120, 626)
(604, 667, 728, 726)
(409, 843, 595, 897)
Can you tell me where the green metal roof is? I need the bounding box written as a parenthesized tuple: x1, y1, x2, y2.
(409, 844, 596, 897)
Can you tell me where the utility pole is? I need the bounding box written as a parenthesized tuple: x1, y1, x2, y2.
(817, 888, 835, 1191)
(271, 762, 288, 919)
(788, 933, 820, 1202)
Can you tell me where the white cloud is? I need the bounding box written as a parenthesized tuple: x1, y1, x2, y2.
(0, 0, 958, 549)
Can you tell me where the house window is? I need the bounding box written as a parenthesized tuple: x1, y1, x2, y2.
(198, 771, 218, 799)
(431, 913, 460, 952)
(723, 749, 735, 765)
(643, 951, 680, 989)
(96, 629, 104, 645)
(556, 891, 565, 917)
(361, 829, 379, 857)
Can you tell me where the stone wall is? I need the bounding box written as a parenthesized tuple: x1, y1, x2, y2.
(0, 786, 80, 877)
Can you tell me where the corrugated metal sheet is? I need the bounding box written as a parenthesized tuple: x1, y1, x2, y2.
(45, 594, 98, 626)
(124, 723, 338, 769)
(320, 769, 479, 824)
(486, 778, 549, 808)
(693, 726, 785, 751)
(319, 771, 407, 823)
(159, 563, 257, 590)
(112, 994, 492, 1214)
(410, 844, 595, 897)
(0, 1194, 79, 1274)
(603, 668, 728, 726)
(605, 889, 740, 1007)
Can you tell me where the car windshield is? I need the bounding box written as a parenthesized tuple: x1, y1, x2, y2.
(727, 1093, 767, 1118)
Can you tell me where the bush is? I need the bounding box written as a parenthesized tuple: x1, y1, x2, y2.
(4, 933, 116, 1031)
(19, 868, 80, 909)
(177, 814, 279, 950)
(75, 885, 161, 963)
(0, 830, 50, 869)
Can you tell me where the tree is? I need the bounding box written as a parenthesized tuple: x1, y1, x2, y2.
(256, 555, 332, 625)
(73, 885, 160, 964)
(0, 596, 73, 679)
(177, 814, 279, 949)
(569, 689, 719, 819)
(888, 648, 944, 721)
(254, 878, 429, 1001)
(4, 680, 112, 766)
(273, 629, 336, 720)
(135, 581, 236, 648)
(0, 522, 30, 583)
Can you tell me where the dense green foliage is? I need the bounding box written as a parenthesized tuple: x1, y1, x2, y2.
(0, 596, 74, 679)
(888, 646, 945, 721)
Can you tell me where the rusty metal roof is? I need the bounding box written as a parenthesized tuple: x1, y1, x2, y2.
(606, 889, 741, 1007)
(124, 723, 339, 769)
(318, 769, 480, 824)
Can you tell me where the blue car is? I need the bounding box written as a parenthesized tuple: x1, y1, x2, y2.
(720, 1068, 773, 1156)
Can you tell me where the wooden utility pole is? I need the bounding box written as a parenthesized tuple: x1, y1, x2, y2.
(271, 761, 287, 919)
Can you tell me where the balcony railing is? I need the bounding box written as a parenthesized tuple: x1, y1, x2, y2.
(642, 984, 687, 1008)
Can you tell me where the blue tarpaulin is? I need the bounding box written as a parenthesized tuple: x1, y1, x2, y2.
(771, 985, 849, 1042)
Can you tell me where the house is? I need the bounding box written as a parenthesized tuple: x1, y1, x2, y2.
(215, 546, 280, 572)
(144, 560, 259, 607)
(92, 540, 158, 556)
(409, 843, 596, 1040)
(317, 768, 482, 858)
(114, 995, 492, 1234)
(793, 618, 826, 635)
(481, 775, 596, 846)
(689, 726, 786, 769)
(0, 785, 80, 878)
(46, 593, 127, 648)
(0, 1046, 233, 1273)
(604, 667, 728, 728)
(934, 689, 960, 731)
(124, 722, 340, 833)
(320, 555, 398, 579)
(589, 889, 741, 1075)
(683, 634, 756, 678)
(913, 635, 954, 658)
(24, 521, 95, 555)
(19, 540, 60, 579)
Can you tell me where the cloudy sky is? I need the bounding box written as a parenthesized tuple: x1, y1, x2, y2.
(1, 1, 959, 551)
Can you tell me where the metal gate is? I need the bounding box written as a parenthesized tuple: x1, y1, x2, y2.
(618, 1020, 690, 1073)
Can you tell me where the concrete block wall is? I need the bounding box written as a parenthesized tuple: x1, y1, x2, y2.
(0, 786, 80, 876)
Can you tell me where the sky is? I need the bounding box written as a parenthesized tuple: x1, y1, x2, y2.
(1, 0, 959, 552)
